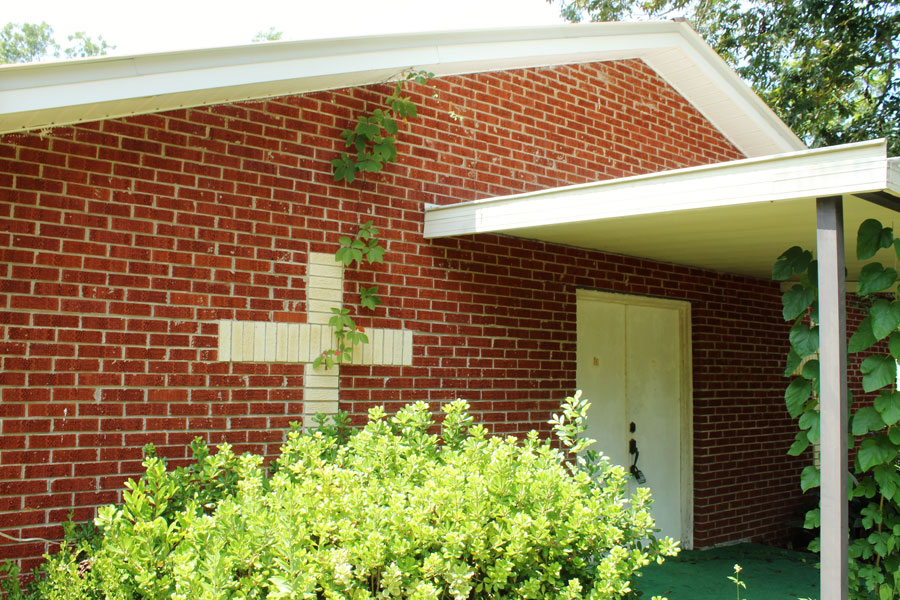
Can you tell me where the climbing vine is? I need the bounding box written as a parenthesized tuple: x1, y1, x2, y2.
(313, 221, 385, 369)
(313, 70, 433, 369)
(775, 218, 900, 599)
(331, 70, 434, 183)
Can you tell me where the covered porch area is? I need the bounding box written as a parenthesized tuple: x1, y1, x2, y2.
(424, 138, 900, 600)
(636, 542, 818, 599)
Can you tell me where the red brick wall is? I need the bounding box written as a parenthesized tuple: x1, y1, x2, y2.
(0, 57, 802, 567)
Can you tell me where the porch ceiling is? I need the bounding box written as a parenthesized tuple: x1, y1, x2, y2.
(423, 139, 900, 281)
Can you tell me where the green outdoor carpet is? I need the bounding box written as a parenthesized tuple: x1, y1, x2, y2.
(633, 543, 819, 600)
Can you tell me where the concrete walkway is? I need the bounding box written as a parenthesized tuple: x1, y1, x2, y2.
(634, 543, 819, 600)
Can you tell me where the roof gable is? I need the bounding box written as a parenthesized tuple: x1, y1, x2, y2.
(0, 22, 803, 157)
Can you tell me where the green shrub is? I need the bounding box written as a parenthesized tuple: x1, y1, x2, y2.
(11, 394, 677, 599)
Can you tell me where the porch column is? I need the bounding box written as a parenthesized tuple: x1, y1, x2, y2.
(816, 195, 848, 600)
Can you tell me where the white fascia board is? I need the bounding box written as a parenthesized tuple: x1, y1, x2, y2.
(1, 47, 442, 117)
(888, 158, 900, 195)
(423, 139, 891, 238)
(642, 26, 805, 156)
(0, 24, 663, 117)
(0, 22, 799, 157)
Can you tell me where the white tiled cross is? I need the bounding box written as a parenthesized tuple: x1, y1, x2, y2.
(217, 252, 413, 423)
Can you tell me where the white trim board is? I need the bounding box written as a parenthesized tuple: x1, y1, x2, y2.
(424, 140, 900, 279)
(0, 22, 802, 157)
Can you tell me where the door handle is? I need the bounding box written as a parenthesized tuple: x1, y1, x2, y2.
(628, 423, 647, 484)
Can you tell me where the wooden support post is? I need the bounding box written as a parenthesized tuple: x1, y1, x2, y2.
(816, 195, 848, 600)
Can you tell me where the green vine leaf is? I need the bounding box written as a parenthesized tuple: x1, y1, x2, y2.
(804, 507, 821, 529)
(890, 332, 900, 361)
(331, 153, 356, 183)
(335, 247, 352, 266)
(336, 222, 385, 268)
(807, 299, 819, 324)
(356, 158, 383, 173)
(850, 317, 878, 354)
(784, 348, 802, 377)
(365, 240, 385, 263)
(801, 359, 819, 381)
(373, 140, 398, 163)
(801, 260, 818, 290)
(789, 323, 819, 356)
(875, 391, 900, 426)
(355, 116, 381, 139)
(782, 284, 816, 321)
(853, 406, 886, 436)
(873, 464, 900, 501)
(807, 421, 820, 444)
(383, 115, 399, 135)
(313, 351, 339, 370)
(858, 219, 893, 260)
(788, 430, 810, 456)
(862, 355, 897, 393)
(870, 299, 900, 340)
(800, 465, 820, 492)
(858, 263, 898, 297)
(328, 307, 355, 332)
(785, 378, 812, 418)
(332, 70, 433, 184)
(858, 434, 898, 472)
(357, 222, 375, 239)
(773, 246, 813, 281)
(799, 410, 820, 442)
(855, 477, 879, 499)
(359, 285, 382, 311)
(870, 532, 894, 559)
(861, 503, 883, 528)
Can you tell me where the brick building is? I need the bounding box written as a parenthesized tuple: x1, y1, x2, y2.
(3, 22, 897, 570)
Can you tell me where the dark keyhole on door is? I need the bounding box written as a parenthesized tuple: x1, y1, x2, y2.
(628, 422, 647, 484)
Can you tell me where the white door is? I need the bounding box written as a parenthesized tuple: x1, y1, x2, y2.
(576, 290, 693, 548)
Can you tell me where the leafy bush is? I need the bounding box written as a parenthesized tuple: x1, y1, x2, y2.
(8, 395, 677, 599)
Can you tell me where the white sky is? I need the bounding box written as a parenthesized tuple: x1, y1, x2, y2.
(2, 0, 567, 57)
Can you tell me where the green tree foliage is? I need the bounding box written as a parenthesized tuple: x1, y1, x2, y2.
(5, 397, 678, 599)
(63, 31, 114, 59)
(550, 0, 900, 155)
(0, 22, 114, 64)
(0, 22, 57, 63)
(252, 27, 283, 42)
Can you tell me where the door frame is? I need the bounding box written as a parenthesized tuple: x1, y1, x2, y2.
(575, 288, 695, 548)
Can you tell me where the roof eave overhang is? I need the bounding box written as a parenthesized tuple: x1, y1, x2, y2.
(424, 139, 900, 280)
(0, 22, 803, 157)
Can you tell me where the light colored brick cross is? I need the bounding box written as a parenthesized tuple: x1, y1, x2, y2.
(217, 252, 413, 422)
